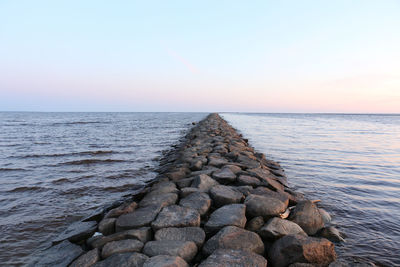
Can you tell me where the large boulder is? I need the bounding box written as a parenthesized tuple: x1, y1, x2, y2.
(244, 194, 287, 219)
(212, 167, 237, 184)
(70, 248, 100, 267)
(139, 193, 178, 208)
(245, 216, 264, 232)
(143, 255, 188, 267)
(179, 192, 211, 216)
(93, 252, 148, 267)
(209, 185, 243, 207)
(89, 227, 152, 248)
(115, 205, 161, 231)
(250, 186, 290, 206)
(53, 221, 97, 244)
(204, 204, 247, 233)
(268, 234, 336, 267)
(199, 249, 267, 267)
(101, 239, 144, 258)
(155, 227, 206, 248)
(191, 174, 219, 192)
(237, 175, 261, 187)
(143, 241, 197, 262)
(290, 201, 324, 235)
(258, 217, 307, 240)
(105, 201, 137, 218)
(151, 205, 200, 230)
(98, 218, 116, 235)
(202, 226, 264, 256)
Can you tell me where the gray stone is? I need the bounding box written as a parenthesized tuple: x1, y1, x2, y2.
(176, 178, 194, 189)
(101, 239, 144, 258)
(202, 226, 264, 256)
(204, 204, 247, 233)
(70, 248, 100, 267)
(245, 216, 264, 232)
(268, 234, 336, 267)
(189, 160, 203, 171)
(190, 174, 219, 192)
(143, 255, 188, 267)
(229, 185, 253, 196)
(246, 168, 285, 191)
(250, 186, 290, 206)
(208, 157, 228, 167)
(93, 252, 148, 267)
(244, 194, 287, 219)
(190, 167, 219, 177)
(259, 217, 307, 240)
(151, 181, 177, 193)
(155, 227, 205, 248)
(237, 175, 261, 186)
(98, 218, 116, 236)
(116, 205, 161, 231)
(179, 192, 211, 216)
(89, 227, 152, 248)
(139, 193, 178, 208)
(209, 185, 243, 207)
(28, 240, 83, 267)
(320, 227, 345, 242)
(53, 221, 97, 245)
(199, 249, 268, 267)
(290, 201, 325, 235)
(179, 187, 200, 197)
(105, 202, 138, 219)
(223, 164, 242, 174)
(212, 167, 236, 184)
(151, 205, 200, 230)
(319, 208, 332, 224)
(143, 241, 197, 262)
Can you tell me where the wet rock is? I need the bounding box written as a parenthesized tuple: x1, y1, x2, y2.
(290, 200, 324, 235)
(104, 202, 138, 219)
(98, 218, 116, 236)
(259, 217, 307, 240)
(93, 252, 148, 267)
(204, 204, 247, 233)
(268, 234, 336, 267)
(319, 208, 332, 224)
(89, 227, 151, 248)
(101, 239, 144, 258)
(70, 248, 100, 267)
(179, 192, 211, 216)
(115, 205, 161, 231)
(212, 167, 236, 184)
(143, 255, 188, 267)
(208, 157, 228, 167)
(236, 154, 261, 168)
(199, 249, 268, 267)
(166, 169, 187, 181)
(202, 226, 264, 256)
(53, 221, 97, 244)
(209, 185, 243, 207)
(154, 227, 205, 248)
(250, 186, 290, 206)
(189, 160, 203, 171)
(229, 185, 253, 196)
(245, 216, 264, 232)
(180, 187, 200, 197)
(237, 175, 261, 186)
(151, 181, 177, 192)
(176, 178, 194, 189)
(143, 240, 197, 262)
(151, 205, 200, 230)
(190, 174, 219, 192)
(244, 194, 287, 219)
(320, 227, 345, 242)
(28, 240, 83, 267)
(246, 168, 285, 191)
(223, 164, 242, 174)
(139, 193, 178, 208)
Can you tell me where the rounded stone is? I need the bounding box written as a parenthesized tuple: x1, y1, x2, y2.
(155, 227, 206, 248)
(179, 192, 211, 216)
(151, 205, 200, 230)
(199, 249, 267, 267)
(209, 185, 243, 208)
(143, 240, 197, 262)
(204, 204, 247, 233)
(244, 194, 287, 219)
(101, 239, 144, 258)
(258, 217, 307, 240)
(143, 255, 188, 267)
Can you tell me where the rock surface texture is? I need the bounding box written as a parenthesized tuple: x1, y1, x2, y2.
(28, 113, 339, 267)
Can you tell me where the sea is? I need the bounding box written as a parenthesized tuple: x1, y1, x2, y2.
(0, 112, 399, 266)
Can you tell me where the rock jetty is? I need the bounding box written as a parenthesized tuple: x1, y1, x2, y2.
(29, 113, 343, 267)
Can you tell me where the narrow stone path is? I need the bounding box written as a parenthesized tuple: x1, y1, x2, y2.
(29, 113, 342, 267)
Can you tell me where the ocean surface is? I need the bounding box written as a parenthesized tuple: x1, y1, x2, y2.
(1, 112, 399, 266)
(221, 113, 400, 267)
(0, 112, 206, 266)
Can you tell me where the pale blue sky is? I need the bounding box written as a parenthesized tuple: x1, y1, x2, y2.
(1, 1, 399, 112)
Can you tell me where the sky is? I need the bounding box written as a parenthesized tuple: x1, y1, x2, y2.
(1, 0, 399, 113)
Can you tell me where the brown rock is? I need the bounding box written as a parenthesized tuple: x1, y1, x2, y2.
(143, 240, 197, 262)
(143, 255, 188, 267)
(204, 204, 247, 233)
(155, 227, 206, 248)
(244, 194, 287, 219)
(290, 201, 325, 235)
(199, 249, 267, 267)
(101, 239, 144, 258)
(151, 205, 200, 230)
(259, 217, 307, 240)
(209, 185, 243, 208)
(98, 218, 116, 236)
(70, 248, 100, 267)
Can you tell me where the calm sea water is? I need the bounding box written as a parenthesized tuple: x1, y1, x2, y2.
(222, 113, 400, 267)
(1, 112, 399, 266)
(0, 112, 205, 266)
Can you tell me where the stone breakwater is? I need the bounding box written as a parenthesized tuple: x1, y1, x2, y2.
(29, 113, 345, 267)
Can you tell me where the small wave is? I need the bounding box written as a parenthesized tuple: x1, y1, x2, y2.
(58, 159, 125, 166)
(50, 121, 103, 126)
(8, 186, 48, 193)
(50, 178, 70, 184)
(0, 168, 28, 172)
(10, 150, 114, 159)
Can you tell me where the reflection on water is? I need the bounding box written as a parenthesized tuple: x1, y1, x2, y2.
(0, 112, 205, 266)
(222, 113, 400, 267)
